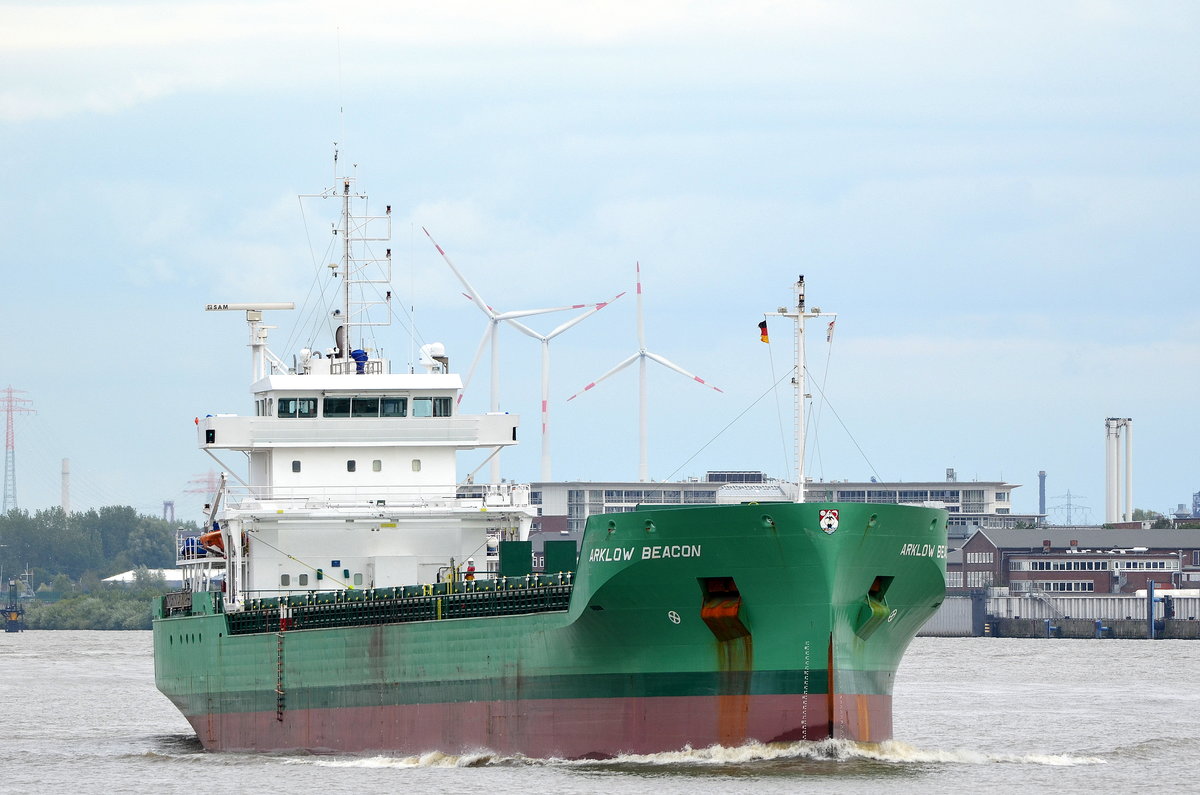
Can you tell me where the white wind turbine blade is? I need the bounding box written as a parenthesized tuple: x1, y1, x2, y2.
(507, 292, 625, 341)
(505, 317, 543, 342)
(543, 291, 625, 340)
(457, 324, 493, 406)
(566, 353, 641, 402)
(424, 228, 494, 318)
(644, 351, 724, 393)
(494, 304, 593, 322)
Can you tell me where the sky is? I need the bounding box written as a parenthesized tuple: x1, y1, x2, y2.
(1, 1, 1197, 524)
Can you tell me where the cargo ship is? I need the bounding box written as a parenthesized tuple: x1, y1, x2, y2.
(153, 172, 948, 758)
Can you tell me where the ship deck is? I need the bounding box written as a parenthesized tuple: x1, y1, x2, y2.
(162, 575, 574, 635)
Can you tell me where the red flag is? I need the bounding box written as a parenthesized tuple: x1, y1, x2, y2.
(758, 320, 769, 343)
(826, 319, 836, 343)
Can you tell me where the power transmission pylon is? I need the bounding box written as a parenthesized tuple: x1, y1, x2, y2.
(1, 387, 35, 513)
(1050, 490, 1090, 526)
(186, 471, 223, 508)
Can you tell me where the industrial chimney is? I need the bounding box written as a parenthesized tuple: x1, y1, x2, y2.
(1104, 418, 1133, 523)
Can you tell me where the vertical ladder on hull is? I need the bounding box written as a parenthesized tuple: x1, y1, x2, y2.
(275, 631, 286, 721)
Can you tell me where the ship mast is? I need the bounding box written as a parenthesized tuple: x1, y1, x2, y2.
(341, 177, 352, 356)
(326, 170, 392, 368)
(770, 275, 835, 504)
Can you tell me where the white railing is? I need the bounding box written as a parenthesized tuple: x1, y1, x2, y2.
(216, 481, 531, 512)
(329, 360, 385, 375)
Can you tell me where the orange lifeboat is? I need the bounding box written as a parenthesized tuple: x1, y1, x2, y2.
(199, 529, 225, 554)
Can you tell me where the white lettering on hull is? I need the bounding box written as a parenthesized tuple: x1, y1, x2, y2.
(899, 543, 947, 559)
(587, 545, 702, 563)
(641, 544, 702, 560)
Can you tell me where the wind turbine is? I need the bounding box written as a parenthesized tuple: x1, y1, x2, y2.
(424, 227, 611, 483)
(508, 291, 625, 481)
(567, 263, 723, 482)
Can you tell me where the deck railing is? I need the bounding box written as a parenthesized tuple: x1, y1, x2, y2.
(222, 576, 574, 634)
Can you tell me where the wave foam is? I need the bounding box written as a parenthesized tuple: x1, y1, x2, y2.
(286, 739, 1105, 769)
(301, 750, 501, 769)
(563, 739, 1105, 768)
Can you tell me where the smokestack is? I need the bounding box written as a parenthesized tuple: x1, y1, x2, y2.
(1105, 418, 1133, 523)
(61, 458, 69, 514)
(1125, 420, 1133, 522)
(1038, 470, 1046, 516)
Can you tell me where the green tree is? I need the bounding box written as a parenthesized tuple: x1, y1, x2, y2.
(49, 572, 73, 600)
(126, 521, 175, 568)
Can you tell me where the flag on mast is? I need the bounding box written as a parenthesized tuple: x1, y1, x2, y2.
(758, 320, 769, 343)
(826, 319, 836, 343)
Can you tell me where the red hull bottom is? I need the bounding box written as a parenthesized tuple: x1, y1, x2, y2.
(187, 693, 892, 758)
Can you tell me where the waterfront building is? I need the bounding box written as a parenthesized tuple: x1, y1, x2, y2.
(947, 527, 1200, 595)
(521, 472, 1036, 558)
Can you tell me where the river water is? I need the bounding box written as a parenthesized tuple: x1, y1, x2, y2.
(2, 632, 1194, 793)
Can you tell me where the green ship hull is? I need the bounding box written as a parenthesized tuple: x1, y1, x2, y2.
(154, 501, 947, 757)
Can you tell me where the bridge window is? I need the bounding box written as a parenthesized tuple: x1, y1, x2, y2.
(324, 397, 351, 417)
(412, 397, 452, 417)
(347, 460, 357, 472)
(352, 397, 380, 417)
(292, 460, 301, 473)
(373, 460, 382, 472)
(381, 397, 407, 417)
(278, 397, 318, 418)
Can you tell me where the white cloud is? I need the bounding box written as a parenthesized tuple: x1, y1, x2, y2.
(6, 1, 1194, 122)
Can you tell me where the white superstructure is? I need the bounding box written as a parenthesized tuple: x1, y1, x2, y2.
(177, 175, 534, 612)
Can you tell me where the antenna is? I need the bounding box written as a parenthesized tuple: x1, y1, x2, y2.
(336, 26, 345, 146)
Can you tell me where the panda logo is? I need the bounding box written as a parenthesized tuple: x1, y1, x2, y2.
(819, 508, 839, 535)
